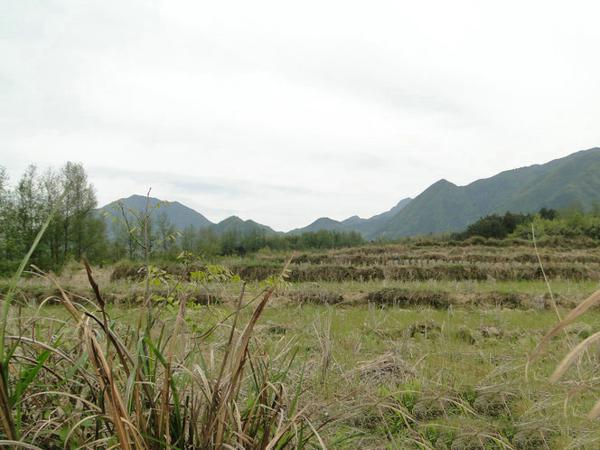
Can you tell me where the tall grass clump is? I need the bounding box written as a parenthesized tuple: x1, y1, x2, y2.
(0, 206, 326, 448)
(531, 288, 600, 417)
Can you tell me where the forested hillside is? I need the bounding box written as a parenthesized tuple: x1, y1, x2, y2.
(372, 147, 600, 238)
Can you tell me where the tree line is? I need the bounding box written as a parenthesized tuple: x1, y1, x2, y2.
(0, 163, 365, 274)
(108, 208, 364, 260)
(0, 163, 107, 274)
(178, 226, 364, 257)
(452, 207, 600, 241)
(7, 161, 596, 275)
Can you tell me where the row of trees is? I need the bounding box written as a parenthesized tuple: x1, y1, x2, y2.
(106, 204, 365, 260)
(453, 211, 537, 240)
(13, 161, 598, 273)
(0, 163, 107, 273)
(453, 207, 600, 241)
(109, 209, 179, 261)
(0, 163, 365, 273)
(178, 226, 364, 257)
(512, 209, 600, 241)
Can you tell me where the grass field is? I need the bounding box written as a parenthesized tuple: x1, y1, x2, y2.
(3, 242, 600, 449)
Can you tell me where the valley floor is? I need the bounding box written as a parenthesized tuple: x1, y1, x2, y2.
(4, 242, 600, 448)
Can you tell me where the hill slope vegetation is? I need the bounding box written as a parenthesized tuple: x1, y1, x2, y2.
(373, 147, 600, 238)
(99, 148, 600, 239)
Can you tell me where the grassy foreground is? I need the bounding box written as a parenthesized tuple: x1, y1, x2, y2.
(2, 242, 600, 448)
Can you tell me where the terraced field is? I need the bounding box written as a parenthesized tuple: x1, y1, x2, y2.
(4, 242, 600, 448)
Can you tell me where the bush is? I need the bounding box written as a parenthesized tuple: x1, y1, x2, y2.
(456, 212, 532, 240)
(0, 260, 20, 277)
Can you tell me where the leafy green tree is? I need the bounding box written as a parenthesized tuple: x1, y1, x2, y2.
(539, 207, 558, 220)
(0, 162, 107, 273)
(458, 211, 532, 239)
(15, 165, 43, 255)
(0, 167, 17, 264)
(111, 201, 139, 260)
(197, 227, 220, 256)
(155, 212, 178, 256)
(180, 225, 198, 253)
(220, 229, 241, 255)
(39, 168, 64, 266)
(61, 162, 98, 260)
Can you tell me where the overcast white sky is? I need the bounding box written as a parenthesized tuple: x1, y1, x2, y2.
(2, 1, 600, 231)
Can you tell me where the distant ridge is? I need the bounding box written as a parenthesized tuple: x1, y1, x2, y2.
(375, 147, 600, 238)
(98, 148, 600, 239)
(97, 195, 277, 237)
(288, 197, 413, 236)
(211, 216, 278, 236)
(288, 217, 349, 235)
(98, 195, 213, 231)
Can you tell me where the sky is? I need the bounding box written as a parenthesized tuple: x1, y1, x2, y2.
(2, 0, 600, 231)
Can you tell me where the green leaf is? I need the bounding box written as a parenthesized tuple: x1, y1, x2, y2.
(11, 349, 51, 406)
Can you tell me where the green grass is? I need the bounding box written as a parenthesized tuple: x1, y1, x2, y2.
(23, 299, 598, 448)
(255, 304, 600, 448)
(286, 279, 600, 295)
(3, 241, 600, 448)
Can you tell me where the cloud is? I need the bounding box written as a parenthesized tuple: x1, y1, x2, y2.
(90, 166, 314, 199)
(2, 0, 600, 230)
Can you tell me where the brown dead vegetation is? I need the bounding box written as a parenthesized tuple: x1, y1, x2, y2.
(109, 242, 600, 285)
(366, 288, 452, 308)
(363, 287, 574, 309)
(352, 352, 416, 382)
(288, 288, 344, 305)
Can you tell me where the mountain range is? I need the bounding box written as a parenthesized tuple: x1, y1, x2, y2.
(98, 196, 277, 237)
(98, 147, 600, 239)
